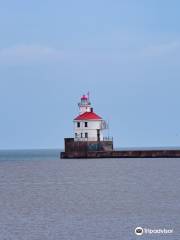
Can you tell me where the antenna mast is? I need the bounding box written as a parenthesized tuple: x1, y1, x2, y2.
(87, 91, 90, 104)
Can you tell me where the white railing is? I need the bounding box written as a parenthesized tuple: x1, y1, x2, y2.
(103, 136, 113, 141)
(74, 137, 113, 142)
(74, 137, 97, 142)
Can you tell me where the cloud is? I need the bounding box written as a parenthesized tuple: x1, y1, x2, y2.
(1, 39, 180, 66)
(142, 41, 180, 57)
(0, 45, 63, 64)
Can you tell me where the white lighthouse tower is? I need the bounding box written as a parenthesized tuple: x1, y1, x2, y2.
(74, 94, 107, 141)
(61, 94, 113, 158)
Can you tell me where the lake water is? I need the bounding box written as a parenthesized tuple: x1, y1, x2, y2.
(0, 149, 179, 240)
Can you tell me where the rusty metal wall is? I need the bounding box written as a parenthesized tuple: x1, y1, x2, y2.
(64, 138, 113, 153)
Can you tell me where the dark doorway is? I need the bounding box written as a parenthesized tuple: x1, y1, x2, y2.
(97, 129, 100, 142)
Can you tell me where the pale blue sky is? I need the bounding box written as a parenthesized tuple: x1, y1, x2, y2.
(0, 0, 180, 149)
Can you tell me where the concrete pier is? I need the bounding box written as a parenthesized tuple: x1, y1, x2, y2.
(61, 149, 180, 158)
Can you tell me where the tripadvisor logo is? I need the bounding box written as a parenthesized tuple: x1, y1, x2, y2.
(135, 227, 144, 236)
(134, 226, 174, 236)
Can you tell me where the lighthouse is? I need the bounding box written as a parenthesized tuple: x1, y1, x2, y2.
(61, 94, 180, 159)
(74, 94, 107, 142)
(61, 94, 113, 158)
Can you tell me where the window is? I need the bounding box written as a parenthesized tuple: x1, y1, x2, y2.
(81, 133, 83, 138)
(77, 122, 80, 128)
(84, 122, 88, 127)
(85, 132, 88, 138)
(75, 133, 77, 138)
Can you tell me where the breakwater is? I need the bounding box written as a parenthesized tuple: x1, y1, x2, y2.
(61, 149, 180, 158)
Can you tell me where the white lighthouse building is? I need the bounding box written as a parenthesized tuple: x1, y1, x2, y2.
(74, 94, 107, 141)
(61, 94, 113, 158)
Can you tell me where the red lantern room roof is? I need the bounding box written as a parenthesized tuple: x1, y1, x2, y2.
(81, 95, 88, 100)
(74, 111, 102, 121)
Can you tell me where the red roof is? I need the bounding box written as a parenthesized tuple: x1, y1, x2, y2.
(74, 111, 102, 120)
(81, 95, 88, 100)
